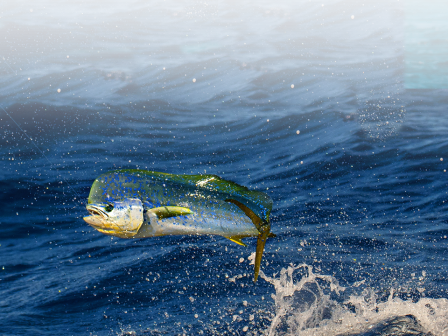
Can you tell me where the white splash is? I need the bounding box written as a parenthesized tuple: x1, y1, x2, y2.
(260, 264, 448, 336)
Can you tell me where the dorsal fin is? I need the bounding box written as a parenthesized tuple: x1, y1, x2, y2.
(148, 206, 193, 219)
(225, 198, 273, 282)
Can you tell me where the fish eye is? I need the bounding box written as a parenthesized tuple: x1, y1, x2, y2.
(105, 204, 114, 212)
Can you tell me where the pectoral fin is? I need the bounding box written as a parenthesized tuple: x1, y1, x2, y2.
(149, 206, 193, 219)
(226, 237, 247, 247)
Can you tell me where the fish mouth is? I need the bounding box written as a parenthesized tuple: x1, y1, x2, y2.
(84, 204, 111, 230)
(86, 205, 108, 218)
(83, 213, 120, 236)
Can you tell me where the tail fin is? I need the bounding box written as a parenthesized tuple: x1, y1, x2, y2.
(225, 198, 273, 282)
(254, 227, 270, 282)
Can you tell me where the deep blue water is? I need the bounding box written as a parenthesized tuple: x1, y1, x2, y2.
(1, 1, 448, 335)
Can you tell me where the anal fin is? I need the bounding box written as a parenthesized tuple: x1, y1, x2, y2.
(226, 237, 247, 247)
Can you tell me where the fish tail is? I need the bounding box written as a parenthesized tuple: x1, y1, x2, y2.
(254, 227, 270, 282)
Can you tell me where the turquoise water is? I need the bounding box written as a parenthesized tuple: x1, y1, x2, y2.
(405, 0, 448, 89)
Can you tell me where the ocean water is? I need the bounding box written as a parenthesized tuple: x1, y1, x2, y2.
(1, 1, 448, 335)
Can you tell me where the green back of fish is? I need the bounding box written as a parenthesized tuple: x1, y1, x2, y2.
(87, 169, 272, 224)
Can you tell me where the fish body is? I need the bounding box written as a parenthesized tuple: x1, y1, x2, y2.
(135, 202, 259, 240)
(84, 169, 274, 281)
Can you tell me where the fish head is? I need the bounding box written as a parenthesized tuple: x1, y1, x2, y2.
(84, 198, 144, 238)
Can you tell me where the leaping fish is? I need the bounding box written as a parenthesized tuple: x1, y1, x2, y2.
(83, 169, 274, 282)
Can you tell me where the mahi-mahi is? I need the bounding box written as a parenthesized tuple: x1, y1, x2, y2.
(83, 169, 274, 282)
